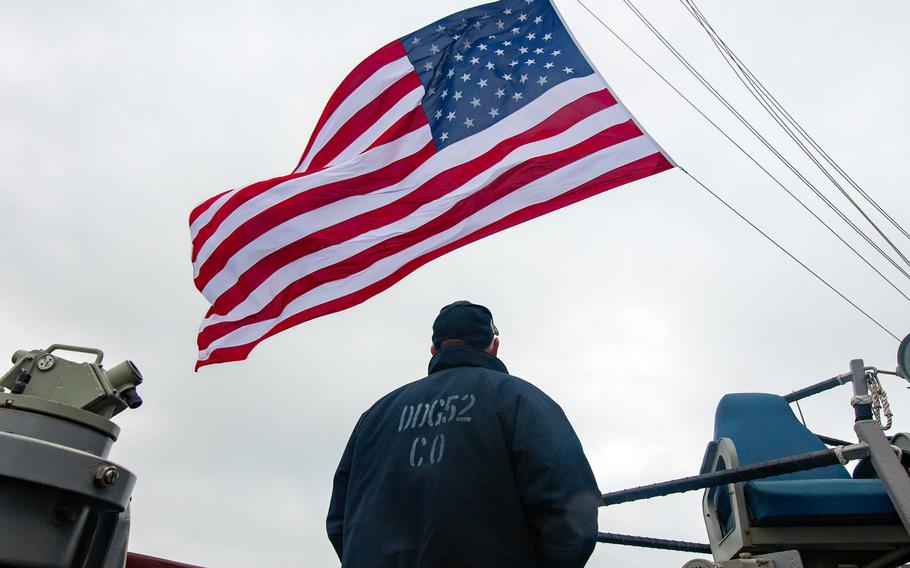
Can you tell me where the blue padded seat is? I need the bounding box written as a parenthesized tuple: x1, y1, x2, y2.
(715, 393, 849, 480)
(714, 393, 899, 527)
(744, 479, 898, 526)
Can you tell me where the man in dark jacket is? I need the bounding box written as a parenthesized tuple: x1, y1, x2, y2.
(327, 301, 600, 567)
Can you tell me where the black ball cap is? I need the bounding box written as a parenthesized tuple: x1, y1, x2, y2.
(432, 301, 499, 350)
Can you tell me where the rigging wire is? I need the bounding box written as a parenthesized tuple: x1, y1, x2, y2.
(614, 0, 910, 284)
(795, 400, 807, 427)
(572, 0, 910, 305)
(683, 168, 899, 342)
(679, 0, 910, 264)
(680, 0, 910, 245)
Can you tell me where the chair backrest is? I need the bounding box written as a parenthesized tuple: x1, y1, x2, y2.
(714, 393, 850, 481)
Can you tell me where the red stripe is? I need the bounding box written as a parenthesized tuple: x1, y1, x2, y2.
(192, 109, 429, 265)
(197, 153, 673, 368)
(366, 106, 428, 152)
(195, 44, 411, 263)
(189, 189, 231, 227)
(197, 120, 643, 349)
(203, 89, 619, 316)
(305, 71, 423, 172)
(294, 40, 407, 173)
(193, 141, 436, 292)
(191, 170, 314, 265)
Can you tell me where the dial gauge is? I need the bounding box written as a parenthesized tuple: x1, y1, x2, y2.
(36, 354, 55, 371)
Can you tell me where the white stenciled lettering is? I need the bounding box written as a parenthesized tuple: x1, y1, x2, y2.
(409, 403, 425, 429)
(445, 395, 460, 422)
(416, 402, 433, 428)
(397, 393, 477, 431)
(430, 434, 445, 464)
(430, 399, 446, 426)
(398, 405, 415, 432)
(410, 434, 445, 467)
(456, 394, 475, 422)
(409, 436, 426, 467)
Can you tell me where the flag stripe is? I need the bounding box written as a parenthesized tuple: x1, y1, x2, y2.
(197, 153, 670, 369)
(194, 74, 606, 287)
(192, 174, 302, 266)
(197, 140, 436, 296)
(197, 120, 645, 349)
(365, 105, 429, 152)
(194, 131, 434, 293)
(192, 125, 432, 280)
(295, 40, 409, 173)
(297, 52, 413, 173)
(308, 72, 424, 171)
(192, 45, 413, 243)
(202, 90, 625, 319)
(197, 138, 668, 364)
(324, 83, 425, 168)
(190, 189, 236, 240)
(189, 189, 231, 228)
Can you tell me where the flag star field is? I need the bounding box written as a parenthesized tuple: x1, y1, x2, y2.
(406, 0, 593, 147)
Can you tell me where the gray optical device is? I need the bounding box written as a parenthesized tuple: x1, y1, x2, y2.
(0, 344, 143, 568)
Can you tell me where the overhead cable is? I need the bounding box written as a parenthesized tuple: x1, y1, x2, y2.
(680, 0, 910, 264)
(683, 168, 899, 342)
(681, 0, 910, 245)
(572, 0, 910, 307)
(614, 0, 910, 283)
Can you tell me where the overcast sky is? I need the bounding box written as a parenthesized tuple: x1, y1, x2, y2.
(2, 1, 910, 566)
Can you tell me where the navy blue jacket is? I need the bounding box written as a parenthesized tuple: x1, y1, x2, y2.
(327, 346, 600, 567)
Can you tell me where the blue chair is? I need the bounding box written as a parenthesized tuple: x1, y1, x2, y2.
(701, 393, 908, 563)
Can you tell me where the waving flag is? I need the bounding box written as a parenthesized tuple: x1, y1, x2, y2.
(189, 0, 673, 368)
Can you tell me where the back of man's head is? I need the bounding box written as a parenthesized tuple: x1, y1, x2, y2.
(431, 301, 499, 354)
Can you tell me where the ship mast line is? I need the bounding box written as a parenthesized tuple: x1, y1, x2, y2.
(678, 0, 910, 276)
(572, 0, 902, 339)
(683, 168, 899, 342)
(613, 0, 910, 283)
(680, 0, 910, 246)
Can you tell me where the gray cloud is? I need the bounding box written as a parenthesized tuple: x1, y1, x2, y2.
(1, 0, 909, 566)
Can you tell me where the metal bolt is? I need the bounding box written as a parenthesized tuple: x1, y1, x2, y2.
(94, 465, 119, 488)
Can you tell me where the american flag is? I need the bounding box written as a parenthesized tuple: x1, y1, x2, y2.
(189, 0, 673, 368)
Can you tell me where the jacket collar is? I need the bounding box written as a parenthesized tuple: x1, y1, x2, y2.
(428, 346, 509, 375)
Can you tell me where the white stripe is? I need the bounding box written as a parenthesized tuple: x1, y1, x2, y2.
(201, 103, 632, 324)
(296, 56, 413, 173)
(198, 134, 661, 359)
(190, 190, 236, 240)
(196, 74, 606, 291)
(192, 125, 432, 280)
(326, 85, 424, 167)
(193, 57, 414, 245)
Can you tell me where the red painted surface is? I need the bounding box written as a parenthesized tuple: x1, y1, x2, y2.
(126, 552, 204, 568)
